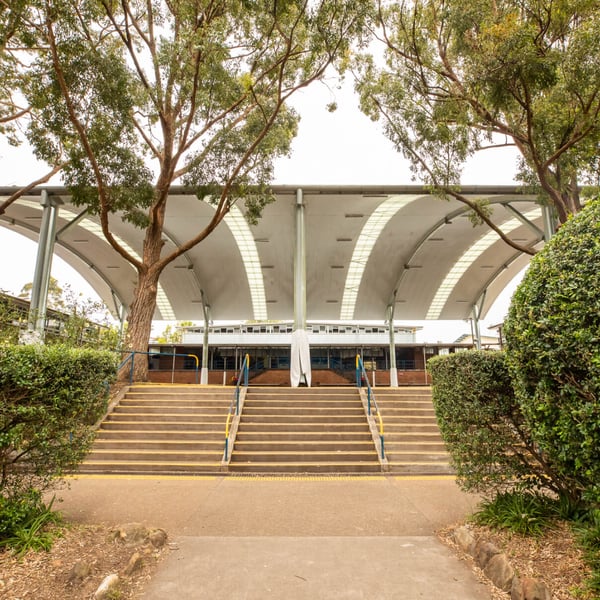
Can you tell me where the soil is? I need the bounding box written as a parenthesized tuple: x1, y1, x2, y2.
(0, 519, 594, 599)
(0, 523, 167, 600)
(438, 521, 595, 600)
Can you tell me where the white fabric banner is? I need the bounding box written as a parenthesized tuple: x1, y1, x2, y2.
(290, 328, 311, 387)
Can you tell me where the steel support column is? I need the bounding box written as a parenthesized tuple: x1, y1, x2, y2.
(293, 188, 307, 331)
(27, 190, 62, 341)
(542, 204, 557, 242)
(201, 294, 211, 384)
(387, 303, 398, 387)
(471, 304, 482, 350)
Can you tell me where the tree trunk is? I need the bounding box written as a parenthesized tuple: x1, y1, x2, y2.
(124, 267, 161, 382)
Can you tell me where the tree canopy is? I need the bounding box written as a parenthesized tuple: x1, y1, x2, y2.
(12, 0, 369, 379)
(355, 0, 600, 250)
(0, 0, 65, 214)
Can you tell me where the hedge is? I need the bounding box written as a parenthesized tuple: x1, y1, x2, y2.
(504, 199, 600, 504)
(428, 350, 566, 497)
(0, 344, 117, 499)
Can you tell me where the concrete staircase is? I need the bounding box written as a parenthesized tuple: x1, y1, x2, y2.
(79, 385, 230, 475)
(375, 386, 453, 475)
(228, 387, 381, 474)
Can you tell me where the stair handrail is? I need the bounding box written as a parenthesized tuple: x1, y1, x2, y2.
(117, 350, 200, 384)
(356, 354, 385, 460)
(224, 353, 250, 461)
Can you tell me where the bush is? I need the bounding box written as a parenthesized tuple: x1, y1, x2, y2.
(0, 344, 117, 498)
(504, 199, 600, 505)
(428, 350, 564, 497)
(473, 490, 557, 536)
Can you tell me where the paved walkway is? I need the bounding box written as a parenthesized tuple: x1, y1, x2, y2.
(55, 475, 491, 599)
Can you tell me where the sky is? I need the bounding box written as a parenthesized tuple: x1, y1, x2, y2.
(0, 79, 525, 342)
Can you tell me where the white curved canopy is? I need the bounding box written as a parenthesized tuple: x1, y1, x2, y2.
(0, 185, 543, 323)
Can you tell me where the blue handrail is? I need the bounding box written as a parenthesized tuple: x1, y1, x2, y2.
(224, 353, 250, 461)
(356, 354, 385, 460)
(117, 350, 199, 384)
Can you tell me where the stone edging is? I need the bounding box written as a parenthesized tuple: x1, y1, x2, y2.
(453, 525, 552, 600)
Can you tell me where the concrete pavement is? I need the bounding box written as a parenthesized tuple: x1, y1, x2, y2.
(55, 475, 491, 599)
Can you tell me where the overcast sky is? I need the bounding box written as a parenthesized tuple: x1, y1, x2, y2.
(0, 80, 523, 341)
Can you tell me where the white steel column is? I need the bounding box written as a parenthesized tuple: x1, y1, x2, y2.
(27, 190, 62, 341)
(293, 188, 307, 330)
(542, 204, 557, 242)
(387, 304, 398, 387)
(201, 298, 211, 384)
(471, 304, 482, 350)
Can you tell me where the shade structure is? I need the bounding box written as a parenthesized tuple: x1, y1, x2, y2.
(0, 185, 544, 324)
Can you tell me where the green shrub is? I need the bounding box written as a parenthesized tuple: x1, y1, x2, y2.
(428, 350, 564, 497)
(0, 344, 117, 498)
(0, 494, 62, 557)
(473, 490, 557, 536)
(504, 199, 600, 505)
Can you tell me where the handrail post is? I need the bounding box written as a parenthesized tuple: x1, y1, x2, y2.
(355, 354, 361, 387)
(243, 353, 249, 387)
(129, 352, 134, 385)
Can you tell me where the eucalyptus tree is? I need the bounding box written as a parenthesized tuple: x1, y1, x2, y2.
(23, 0, 368, 380)
(0, 0, 65, 214)
(355, 0, 600, 252)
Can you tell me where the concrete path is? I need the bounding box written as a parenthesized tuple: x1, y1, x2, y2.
(55, 475, 491, 599)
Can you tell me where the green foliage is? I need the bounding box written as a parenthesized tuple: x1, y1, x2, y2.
(155, 321, 193, 344)
(0, 495, 62, 557)
(355, 0, 600, 222)
(0, 344, 117, 498)
(428, 350, 565, 497)
(504, 199, 600, 505)
(472, 491, 557, 536)
(0, 293, 22, 344)
(573, 510, 600, 594)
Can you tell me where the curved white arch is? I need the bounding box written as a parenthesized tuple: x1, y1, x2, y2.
(340, 195, 420, 320)
(223, 205, 267, 320)
(426, 208, 542, 319)
(20, 200, 176, 320)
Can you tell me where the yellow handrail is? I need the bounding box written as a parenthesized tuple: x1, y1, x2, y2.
(356, 354, 385, 460)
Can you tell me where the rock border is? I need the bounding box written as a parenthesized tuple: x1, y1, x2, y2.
(453, 525, 552, 600)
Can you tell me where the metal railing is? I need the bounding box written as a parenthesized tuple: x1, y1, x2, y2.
(118, 350, 199, 384)
(224, 353, 250, 461)
(356, 354, 385, 460)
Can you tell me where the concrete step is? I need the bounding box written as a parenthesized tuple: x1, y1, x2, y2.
(383, 450, 450, 462)
(78, 460, 222, 474)
(86, 449, 223, 462)
(120, 398, 229, 407)
(101, 421, 224, 431)
(105, 413, 225, 423)
(235, 422, 371, 433)
(240, 414, 368, 424)
(384, 432, 444, 442)
(230, 450, 378, 463)
(125, 391, 231, 399)
(246, 399, 361, 409)
(241, 406, 365, 416)
(385, 441, 448, 452)
(96, 429, 223, 441)
(92, 439, 224, 451)
(233, 441, 376, 452)
(113, 405, 226, 415)
(387, 462, 454, 475)
(235, 431, 373, 442)
(227, 461, 381, 473)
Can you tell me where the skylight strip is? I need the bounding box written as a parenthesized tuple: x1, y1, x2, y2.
(425, 208, 541, 319)
(223, 205, 267, 320)
(340, 195, 419, 320)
